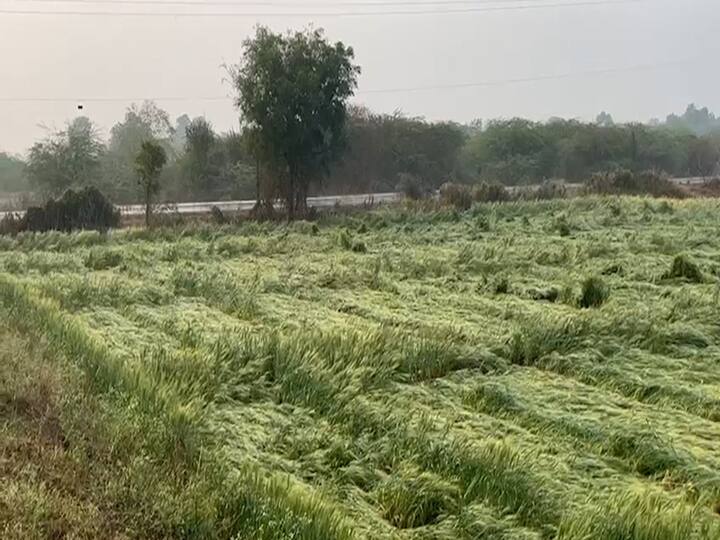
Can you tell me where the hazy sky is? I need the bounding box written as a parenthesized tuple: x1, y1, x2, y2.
(0, 0, 717, 154)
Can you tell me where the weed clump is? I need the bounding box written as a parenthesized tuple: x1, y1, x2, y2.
(663, 254, 704, 283)
(507, 316, 588, 365)
(376, 467, 459, 529)
(440, 182, 473, 211)
(465, 383, 523, 414)
(338, 229, 353, 250)
(85, 247, 123, 270)
(557, 489, 708, 540)
(554, 214, 571, 236)
(473, 182, 510, 203)
(585, 169, 685, 198)
(579, 276, 609, 308)
(351, 240, 367, 253)
(493, 275, 510, 295)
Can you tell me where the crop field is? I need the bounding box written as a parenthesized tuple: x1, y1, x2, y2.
(2, 196, 720, 539)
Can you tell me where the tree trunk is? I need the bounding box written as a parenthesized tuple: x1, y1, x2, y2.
(287, 174, 296, 222)
(145, 185, 151, 228)
(255, 156, 260, 203)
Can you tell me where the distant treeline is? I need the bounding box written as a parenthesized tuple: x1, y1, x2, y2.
(1, 102, 719, 204)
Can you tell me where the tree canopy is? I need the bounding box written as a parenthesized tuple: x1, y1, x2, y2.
(232, 26, 360, 218)
(25, 117, 104, 196)
(0, 153, 27, 192)
(135, 140, 168, 226)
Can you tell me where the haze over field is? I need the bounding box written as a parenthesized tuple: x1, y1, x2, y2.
(1, 0, 718, 154)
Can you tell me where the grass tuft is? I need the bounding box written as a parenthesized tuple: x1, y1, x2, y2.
(579, 275, 610, 308)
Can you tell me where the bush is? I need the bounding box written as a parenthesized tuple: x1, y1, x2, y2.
(351, 240, 367, 253)
(516, 181, 567, 201)
(579, 276, 609, 308)
(535, 181, 567, 200)
(663, 254, 704, 283)
(338, 229, 353, 250)
(585, 170, 685, 198)
(6, 187, 120, 235)
(397, 172, 426, 200)
(439, 182, 473, 210)
(494, 276, 510, 294)
(210, 205, 226, 225)
(473, 182, 510, 203)
(555, 215, 571, 237)
(0, 212, 24, 235)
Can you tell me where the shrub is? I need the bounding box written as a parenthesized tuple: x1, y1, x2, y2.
(555, 215, 571, 237)
(579, 276, 609, 308)
(9, 187, 120, 235)
(351, 240, 367, 253)
(338, 229, 353, 250)
(494, 275, 510, 294)
(397, 172, 425, 200)
(535, 180, 567, 200)
(663, 254, 704, 283)
(210, 205, 226, 225)
(439, 182, 473, 210)
(473, 182, 510, 203)
(0, 212, 24, 235)
(585, 170, 685, 198)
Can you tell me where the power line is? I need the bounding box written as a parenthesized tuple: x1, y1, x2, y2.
(359, 59, 695, 93)
(0, 57, 697, 104)
(0, 0, 642, 16)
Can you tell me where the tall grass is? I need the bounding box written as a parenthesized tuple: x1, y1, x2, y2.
(557, 489, 718, 540)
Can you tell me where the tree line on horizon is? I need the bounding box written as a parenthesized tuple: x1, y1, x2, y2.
(1, 29, 719, 209)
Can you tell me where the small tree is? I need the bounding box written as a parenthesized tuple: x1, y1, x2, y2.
(135, 140, 167, 227)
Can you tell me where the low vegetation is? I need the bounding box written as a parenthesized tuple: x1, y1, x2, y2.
(1, 196, 720, 538)
(0, 186, 119, 235)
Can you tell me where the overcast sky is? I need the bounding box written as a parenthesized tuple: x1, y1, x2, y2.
(0, 0, 717, 154)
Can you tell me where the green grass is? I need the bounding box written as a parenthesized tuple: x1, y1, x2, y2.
(2, 196, 720, 538)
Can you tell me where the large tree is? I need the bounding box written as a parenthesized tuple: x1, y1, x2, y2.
(26, 117, 104, 196)
(104, 101, 174, 202)
(232, 26, 360, 219)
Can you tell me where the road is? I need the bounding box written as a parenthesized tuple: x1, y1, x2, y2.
(0, 192, 402, 221)
(0, 177, 711, 221)
(118, 192, 401, 216)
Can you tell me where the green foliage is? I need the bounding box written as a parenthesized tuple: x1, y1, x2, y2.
(473, 181, 510, 203)
(351, 239, 367, 253)
(327, 107, 467, 194)
(6, 187, 120, 234)
(664, 254, 704, 283)
(85, 246, 123, 270)
(375, 467, 459, 528)
(232, 26, 360, 218)
(508, 315, 588, 365)
(135, 140, 168, 226)
(397, 172, 426, 200)
(557, 489, 714, 540)
(439, 182, 473, 210)
(4, 197, 720, 538)
(585, 169, 686, 198)
(0, 153, 27, 192)
(579, 275, 610, 308)
(493, 275, 510, 294)
(26, 117, 105, 196)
